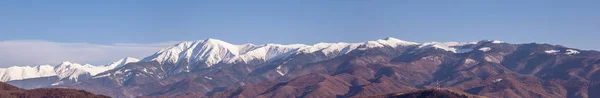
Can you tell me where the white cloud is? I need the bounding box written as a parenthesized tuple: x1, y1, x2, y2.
(0, 40, 179, 67)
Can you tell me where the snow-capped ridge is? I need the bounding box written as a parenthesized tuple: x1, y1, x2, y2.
(59, 61, 73, 65)
(144, 37, 423, 68)
(382, 37, 420, 45)
(0, 37, 510, 83)
(364, 37, 419, 48)
(105, 57, 140, 68)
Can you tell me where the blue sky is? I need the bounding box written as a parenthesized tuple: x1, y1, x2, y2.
(1, 0, 599, 47)
(0, 0, 599, 66)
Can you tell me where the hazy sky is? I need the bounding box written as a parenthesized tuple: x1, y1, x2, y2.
(0, 0, 599, 66)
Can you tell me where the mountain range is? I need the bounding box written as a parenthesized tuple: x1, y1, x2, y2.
(2, 37, 599, 98)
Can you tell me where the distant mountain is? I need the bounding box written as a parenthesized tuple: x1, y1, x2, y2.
(0, 82, 108, 98)
(0, 65, 55, 82)
(2, 57, 139, 89)
(4, 37, 600, 98)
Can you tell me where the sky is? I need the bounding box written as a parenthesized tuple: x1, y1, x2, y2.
(0, 0, 599, 67)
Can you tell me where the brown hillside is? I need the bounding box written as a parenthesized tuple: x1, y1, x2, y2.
(0, 82, 109, 98)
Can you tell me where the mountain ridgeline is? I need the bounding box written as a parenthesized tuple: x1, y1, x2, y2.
(3, 37, 600, 98)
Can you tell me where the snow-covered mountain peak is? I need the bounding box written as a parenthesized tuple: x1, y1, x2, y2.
(382, 37, 417, 44)
(204, 38, 229, 44)
(55, 61, 82, 69)
(382, 37, 396, 40)
(144, 39, 248, 67)
(491, 40, 504, 44)
(105, 57, 140, 68)
(55, 61, 87, 72)
(124, 57, 138, 60)
(59, 61, 73, 65)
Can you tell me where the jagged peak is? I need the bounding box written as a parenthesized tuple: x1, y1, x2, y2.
(121, 57, 140, 63)
(106, 57, 140, 68)
(204, 38, 220, 41)
(381, 37, 419, 44)
(203, 38, 230, 44)
(56, 61, 93, 67)
(59, 61, 73, 65)
(123, 57, 138, 60)
(491, 40, 504, 44)
(383, 37, 397, 40)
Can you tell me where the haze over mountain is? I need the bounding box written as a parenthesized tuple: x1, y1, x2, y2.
(0, 40, 176, 67)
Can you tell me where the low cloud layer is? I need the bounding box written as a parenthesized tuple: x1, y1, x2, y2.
(0, 40, 179, 67)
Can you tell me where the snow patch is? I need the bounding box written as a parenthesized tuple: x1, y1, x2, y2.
(51, 81, 63, 86)
(479, 47, 491, 52)
(493, 79, 503, 83)
(464, 58, 478, 65)
(545, 50, 560, 54)
(484, 55, 502, 63)
(418, 42, 474, 53)
(492, 40, 504, 44)
(566, 49, 580, 55)
(142, 68, 148, 73)
(276, 65, 285, 76)
(545, 49, 580, 55)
